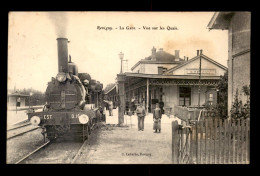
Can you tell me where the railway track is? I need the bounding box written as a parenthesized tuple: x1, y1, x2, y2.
(15, 138, 55, 164)
(7, 122, 31, 131)
(70, 137, 89, 164)
(14, 123, 100, 164)
(7, 124, 41, 140)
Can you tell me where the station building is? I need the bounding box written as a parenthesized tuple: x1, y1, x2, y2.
(7, 91, 29, 108)
(120, 47, 227, 113)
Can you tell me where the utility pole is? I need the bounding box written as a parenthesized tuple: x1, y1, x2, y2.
(198, 49, 202, 107)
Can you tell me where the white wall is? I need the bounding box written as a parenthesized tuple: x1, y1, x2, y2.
(145, 63, 178, 74)
(161, 85, 208, 109)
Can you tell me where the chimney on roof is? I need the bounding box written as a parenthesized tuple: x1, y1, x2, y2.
(197, 50, 200, 56)
(187, 57, 189, 61)
(151, 46, 156, 61)
(175, 50, 180, 61)
(200, 49, 203, 55)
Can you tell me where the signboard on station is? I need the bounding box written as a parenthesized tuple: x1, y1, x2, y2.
(185, 69, 216, 76)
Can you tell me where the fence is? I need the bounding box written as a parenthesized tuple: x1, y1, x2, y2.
(172, 111, 250, 164)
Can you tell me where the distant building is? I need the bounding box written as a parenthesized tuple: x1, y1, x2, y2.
(104, 83, 118, 108)
(122, 47, 227, 113)
(7, 91, 29, 107)
(208, 12, 251, 116)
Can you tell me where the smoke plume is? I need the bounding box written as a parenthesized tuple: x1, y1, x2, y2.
(48, 12, 68, 38)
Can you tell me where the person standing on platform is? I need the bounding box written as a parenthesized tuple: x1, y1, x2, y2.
(108, 101, 113, 116)
(136, 103, 146, 131)
(153, 103, 162, 133)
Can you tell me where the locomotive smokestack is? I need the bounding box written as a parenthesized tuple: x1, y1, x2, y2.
(57, 38, 69, 73)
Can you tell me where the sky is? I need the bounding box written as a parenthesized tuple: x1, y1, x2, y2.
(8, 12, 228, 92)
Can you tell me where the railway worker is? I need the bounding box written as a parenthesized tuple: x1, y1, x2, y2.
(153, 103, 162, 133)
(108, 100, 113, 116)
(136, 102, 146, 131)
(125, 101, 129, 115)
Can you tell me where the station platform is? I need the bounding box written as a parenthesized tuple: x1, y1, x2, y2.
(75, 108, 182, 164)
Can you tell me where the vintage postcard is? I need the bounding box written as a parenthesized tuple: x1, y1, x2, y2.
(7, 11, 250, 164)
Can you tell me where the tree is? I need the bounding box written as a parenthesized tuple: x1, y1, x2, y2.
(18, 88, 45, 106)
(230, 85, 250, 120)
(215, 71, 228, 119)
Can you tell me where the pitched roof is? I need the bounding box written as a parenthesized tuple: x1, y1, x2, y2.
(8, 92, 29, 97)
(163, 54, 228, 75)
(104, 84, 116, 94)
(207, 12, 234, 30)
(131, 49, 184, 70)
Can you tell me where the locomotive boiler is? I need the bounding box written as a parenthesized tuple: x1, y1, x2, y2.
(27, 38, 105, 141)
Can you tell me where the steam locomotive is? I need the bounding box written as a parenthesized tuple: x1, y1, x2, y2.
(27, 38, 105, 141)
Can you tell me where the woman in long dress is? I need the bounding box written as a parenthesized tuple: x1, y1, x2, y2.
(153, 103, 162, 133)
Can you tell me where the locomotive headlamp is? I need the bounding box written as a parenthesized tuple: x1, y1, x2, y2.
(30, 116, 41, 126)
(56, 72, 67, 82)
(79, 114, 89, 124)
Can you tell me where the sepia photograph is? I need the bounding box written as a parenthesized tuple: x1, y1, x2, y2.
(7, 11, 250, 164)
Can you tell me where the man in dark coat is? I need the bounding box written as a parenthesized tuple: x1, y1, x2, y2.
(136, 103, 146, 131)
(153, 103, 162, 133)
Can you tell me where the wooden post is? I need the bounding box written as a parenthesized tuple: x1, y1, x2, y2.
(172, 120, 179, 164)
(205, 118, 207, 164)
(146, 78, 149, 114)
(232, 120, 235, 164)
(218, 119, 221, 164)
(16, 96, 17, 114)
(227, 119, 231, 164)
(237, 119, 240, 163)
(241, 119, 244, 164)
(195, 120, 198, 164)
(214, 119, 217, 164)
(190, 123, 194, 164)
(200, 120, 203, 164)
(223, 119, 227, 164)
(209, 118, 212, 164)
(247, 119, 250, 163)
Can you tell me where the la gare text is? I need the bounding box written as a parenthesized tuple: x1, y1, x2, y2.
(97, 26, 178, 31)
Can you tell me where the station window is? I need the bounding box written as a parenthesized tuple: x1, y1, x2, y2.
(179, 87, 191, 106)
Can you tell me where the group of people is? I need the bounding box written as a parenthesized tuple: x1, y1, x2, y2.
(104, 99, 163, 133)
(136, 102, 162, 133)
